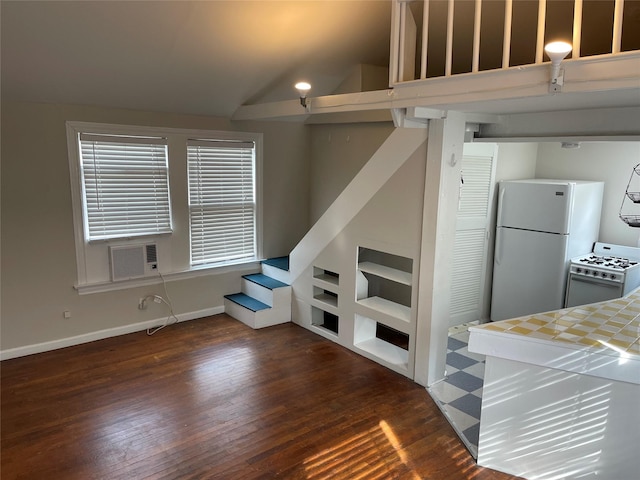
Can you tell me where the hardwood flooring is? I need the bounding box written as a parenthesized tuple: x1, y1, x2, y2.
(1, 314, 521, 479)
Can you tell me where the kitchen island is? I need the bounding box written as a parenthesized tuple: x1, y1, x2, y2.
(469, 290, 640, 480)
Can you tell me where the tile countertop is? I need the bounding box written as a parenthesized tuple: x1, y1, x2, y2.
(468, 290, 640, 385)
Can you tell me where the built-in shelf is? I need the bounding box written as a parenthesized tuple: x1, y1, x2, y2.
(353, 247, 414, 376)
(354, 313, 409, 370)
(356, 296, 411, 324)
(313, 289, 338, 308)
(357, 261, 412, 286)
(354, 338, 409, 368)
(313, 266, 340, 290)
(312, 306, 339, 335)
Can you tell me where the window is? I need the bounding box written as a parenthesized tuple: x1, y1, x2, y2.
(66, 121, 262, 291)
(78, 133, 172, 241)
(187, 140, 256, 266)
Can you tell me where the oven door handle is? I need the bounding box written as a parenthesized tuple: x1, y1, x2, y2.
(569, 275, 621, 288)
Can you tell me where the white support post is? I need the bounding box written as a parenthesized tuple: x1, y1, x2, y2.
(414, 111, 466, 387)
(535, 0, 547, 63)
(612, 0, 624, 54)
(472, 0, 482, 73)
(502, 0, 513, 68)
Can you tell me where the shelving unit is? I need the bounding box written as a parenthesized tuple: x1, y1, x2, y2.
(354, 247, 414, 375)
(311, 306, 339, 335)
(311, 265, 341, 336)
(620, 163, 640, 227)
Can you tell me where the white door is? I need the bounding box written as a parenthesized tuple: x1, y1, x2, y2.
(449, 143, 497, 327)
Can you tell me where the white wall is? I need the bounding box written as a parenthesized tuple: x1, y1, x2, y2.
(0, 101, 310, 353)
(535, 142, 640, 247)
(309, 122, 395, 222)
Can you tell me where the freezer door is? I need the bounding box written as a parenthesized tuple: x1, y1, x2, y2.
(491, 227, 569, 321)
(497, 181, 573, 234)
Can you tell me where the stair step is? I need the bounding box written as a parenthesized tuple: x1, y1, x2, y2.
(244, 273, 289, 289)
(262, 256, 289, 272)
(224, 293, 270, 312)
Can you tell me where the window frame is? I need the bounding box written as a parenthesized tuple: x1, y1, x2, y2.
(66, 121, 263, 291)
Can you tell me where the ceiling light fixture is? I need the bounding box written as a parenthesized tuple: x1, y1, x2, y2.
(544, 41, 572, 93)
(295, 82, 311, 110)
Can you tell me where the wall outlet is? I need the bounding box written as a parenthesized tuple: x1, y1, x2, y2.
(63, 311, 71, 319)
(138, 297, 147, 310)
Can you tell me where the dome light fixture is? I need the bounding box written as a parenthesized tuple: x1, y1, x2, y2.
(295, 82, 311, 110)
(544, 41, 572, 92)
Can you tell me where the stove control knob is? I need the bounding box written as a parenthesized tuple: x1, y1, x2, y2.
(576, 268, 582, 273)
(594, 271, 599, 276)
(611, 274, 617, 280)
(602, 273, 607, 278)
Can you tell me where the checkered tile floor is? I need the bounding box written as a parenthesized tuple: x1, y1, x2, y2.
(427, 323, 485, 458)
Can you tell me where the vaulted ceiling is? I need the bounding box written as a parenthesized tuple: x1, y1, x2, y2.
(1, 0, 392, 118)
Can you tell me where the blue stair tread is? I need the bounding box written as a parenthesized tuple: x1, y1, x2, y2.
(262, 256, 289, 272)
(244, 273, 288, 289)
(224, 293, 270, 312)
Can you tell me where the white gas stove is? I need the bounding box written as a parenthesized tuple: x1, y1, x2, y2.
(565, 242, 640, 307)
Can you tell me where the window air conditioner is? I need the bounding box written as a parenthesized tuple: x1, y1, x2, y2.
(109, 243, 158, 281)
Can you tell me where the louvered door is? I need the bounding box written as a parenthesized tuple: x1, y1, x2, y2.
(449, 143, 497, 327)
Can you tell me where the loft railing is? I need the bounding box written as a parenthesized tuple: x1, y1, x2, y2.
(390, 0, 639, 84)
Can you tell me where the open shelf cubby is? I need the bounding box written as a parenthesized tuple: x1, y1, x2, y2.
(354, 314, 409, 369)
(356, 247, 412, 324)
(312, 266, 339, 290)
(311, 306, 339, 335)
(313, 287, 338, 308)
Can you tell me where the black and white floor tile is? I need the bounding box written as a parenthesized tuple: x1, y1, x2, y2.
(427, 322, 486, 458)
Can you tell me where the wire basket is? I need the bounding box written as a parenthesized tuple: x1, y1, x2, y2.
(620, 164, 640, 227)
(620, 215, 640, 227)
(627, 192, 640, 203)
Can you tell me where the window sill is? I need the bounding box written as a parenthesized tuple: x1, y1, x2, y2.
(74, 260, 261, 295)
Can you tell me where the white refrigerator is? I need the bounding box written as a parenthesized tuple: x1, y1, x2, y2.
(490, 179, 604, 321)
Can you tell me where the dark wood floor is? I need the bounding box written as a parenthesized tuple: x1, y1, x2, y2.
(1, 314, 521, 480)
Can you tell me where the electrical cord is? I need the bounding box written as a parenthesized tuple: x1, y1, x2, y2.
(145, 271, 180, 335)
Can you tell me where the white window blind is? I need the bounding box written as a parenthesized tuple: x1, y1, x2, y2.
(78, 133, 172, 241)
(187, 140, 256, 266)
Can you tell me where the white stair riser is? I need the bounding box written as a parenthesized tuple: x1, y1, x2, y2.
(224, 298, 291, 330)
(261, 264, 290, 284)
(241, 281, 292, 308)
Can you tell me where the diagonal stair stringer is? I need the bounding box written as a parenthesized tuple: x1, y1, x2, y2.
(288, 127, 428, 283)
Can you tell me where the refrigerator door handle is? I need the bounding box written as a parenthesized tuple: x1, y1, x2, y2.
(496, 184, 506, 227)
(495, 228, 502, 265)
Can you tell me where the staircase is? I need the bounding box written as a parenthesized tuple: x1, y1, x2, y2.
(223, 257, 292, 329)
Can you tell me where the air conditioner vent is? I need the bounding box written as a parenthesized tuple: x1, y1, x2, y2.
(109, 243, 158, 281)
(146, 243, 157, 263)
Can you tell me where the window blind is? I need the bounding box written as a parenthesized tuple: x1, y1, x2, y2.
(187, 140, 256, 266)
(79, 134, 172, 241)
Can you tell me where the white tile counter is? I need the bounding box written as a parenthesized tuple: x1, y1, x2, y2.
(468, 291, 640, 480)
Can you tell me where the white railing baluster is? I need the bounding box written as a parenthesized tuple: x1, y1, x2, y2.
(613, 0, 624, 54)
(535, 0, 547, 63)
(472, 0, 482, 72)
(420, 0, 430, 79)
(502, 0, 513, 68)
(573, 0, 583, 58)
(445, 0, 454, 76)
(398, 1, 407, 81)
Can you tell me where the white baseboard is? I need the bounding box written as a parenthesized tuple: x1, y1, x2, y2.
(0, 306, 225, 361)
